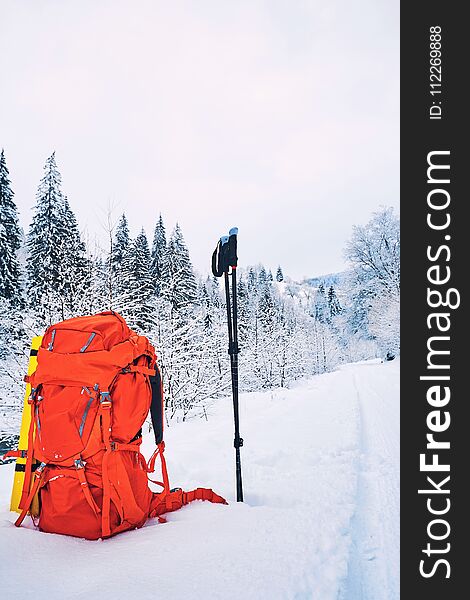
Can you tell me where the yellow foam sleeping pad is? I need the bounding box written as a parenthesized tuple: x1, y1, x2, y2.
(10, 336, 42, 515)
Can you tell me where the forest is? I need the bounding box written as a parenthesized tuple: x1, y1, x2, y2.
(0, 150, 400, 434)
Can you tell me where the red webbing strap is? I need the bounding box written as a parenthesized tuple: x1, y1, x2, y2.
(147, 478, 165, 488)
(147, 442, 167, 478)
(19, 399, 37, 510)
(159, 445, 170, 487)
(100, 395, 113, 537)
(2, 450, 26, 460)
(147, 442, 171, 509)
(182, 488, 228, 506)
(76, 465, 101, 516)
(147, 448, 159, 474)
(15, 464, 47, 527)
(159, 447, 172, 510)
(148, 487, 227, 519)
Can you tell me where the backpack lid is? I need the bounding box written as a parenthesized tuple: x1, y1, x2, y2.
(42, 311, 131, 354)
(31, 312, 153, 390)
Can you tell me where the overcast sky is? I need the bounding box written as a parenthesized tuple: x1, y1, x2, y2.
(0, 0, 399, 280)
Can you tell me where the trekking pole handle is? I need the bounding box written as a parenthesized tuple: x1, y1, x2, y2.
(227, 227, 238, 268)
(211, 228, 238, 276)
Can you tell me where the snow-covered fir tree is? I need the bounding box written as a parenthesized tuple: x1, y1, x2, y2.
(276, 266, 284, 282)
(314, 283, 330, 324)
(0, 150, 23, 308)
(258, 266, 268, 287)
(107, 213, 130, 304)
(0, 151, 28, 436)
(57, 197, 91, 319)
(247, 267, 257, 292)
(120, 230, 156, 333)
(27, 153, 82, 325)
(162, 223, 198, 312)
(112, 214, 131, 268)
(151, 214, 167, 296)
(84, 253, 108, 315)
(327, 285, 341, 318)
(154, 224, 206, 419)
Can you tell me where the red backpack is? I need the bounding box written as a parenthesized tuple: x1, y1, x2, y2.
(11, 311, 226, 539)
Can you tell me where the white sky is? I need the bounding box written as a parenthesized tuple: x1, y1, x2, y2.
(0, 0, 399, 280)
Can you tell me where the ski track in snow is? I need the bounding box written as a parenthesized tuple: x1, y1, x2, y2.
(340, 360, 400, 600)
(0, 361, 399, 600)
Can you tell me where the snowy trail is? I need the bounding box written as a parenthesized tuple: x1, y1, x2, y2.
(340, 360, 400, 600)
(0, 361, 399, 600)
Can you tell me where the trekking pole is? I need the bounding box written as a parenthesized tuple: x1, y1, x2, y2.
(212, 227, 244, 502)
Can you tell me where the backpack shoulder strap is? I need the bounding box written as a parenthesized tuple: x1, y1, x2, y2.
(149, 367, 164, 445)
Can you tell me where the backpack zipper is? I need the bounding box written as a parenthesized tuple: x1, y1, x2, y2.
(48, 330, 56, 351)
(80, 332, 96, 353)
(35, 399, 43, 440)
(78, 395, 95, 438)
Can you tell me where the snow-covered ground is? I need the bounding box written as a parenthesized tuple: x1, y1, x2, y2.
(0, 360, 399, 600)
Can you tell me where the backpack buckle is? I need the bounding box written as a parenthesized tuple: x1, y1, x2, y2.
(35, 462, 47, 477)
(100, 391, 112, 407)
(28, 387, 38, 404)
(74, 458, 85, 469)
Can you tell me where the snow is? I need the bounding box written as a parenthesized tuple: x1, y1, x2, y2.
(0, 360, 399, 600)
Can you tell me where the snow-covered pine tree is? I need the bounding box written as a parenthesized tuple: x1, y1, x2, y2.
(258, 266, 267, 287)
(106, 213, 131, 303)
(86, 254, 109, 314)
(151, 214, 167, 296)
(198, 275, 229, 399)
(162, 223, 198, 312)
(276, 265, 284, 282)
(258, 270, 276, 329)
(314, 283, 330, 324)
(240, 264, 278, 389)
(236, 274, 250, 340)
(27, 153, 71, 325)
(0, 150, 23, 308)
(57, 197, 91, 318)
(120, 229, 155, 333)
(113, 214, 131, 268)
(327, 285, 342, 318)
(200, 276, 222, 330)
(247, 267, 257, 292)
(236, 271, 259, 390)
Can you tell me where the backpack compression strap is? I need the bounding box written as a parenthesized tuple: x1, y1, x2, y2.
(18, 388, 41, 511)
(15, 462, 47, 527)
